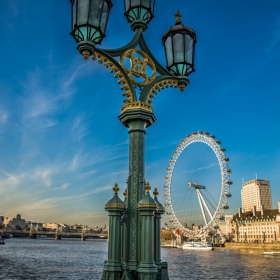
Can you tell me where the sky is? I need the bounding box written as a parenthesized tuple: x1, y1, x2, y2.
(0, 1, 279, 227)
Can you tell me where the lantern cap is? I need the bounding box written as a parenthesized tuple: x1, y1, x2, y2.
(162, 11, 196, 39)
(162, 23, 196, 39)
(105, 183, 126, 210)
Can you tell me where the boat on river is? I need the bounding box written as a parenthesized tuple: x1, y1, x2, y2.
(182, 241, 213, 251)
(264, 251, 280, 255)
(0, 237, 5, 245)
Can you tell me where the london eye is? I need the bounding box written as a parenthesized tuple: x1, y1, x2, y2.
(164, 131, 232, 238)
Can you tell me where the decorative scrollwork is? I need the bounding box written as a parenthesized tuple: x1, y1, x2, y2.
(120, 49, 156, 87)
(145, 79, 178, 107)
(105, 203, 126, 208)
(92, 51, 134, 105)
(137, 202, 157, 207)
(121, 101, 153, 113)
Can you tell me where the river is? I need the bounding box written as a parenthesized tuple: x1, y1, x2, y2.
(0, 238, 279, 279)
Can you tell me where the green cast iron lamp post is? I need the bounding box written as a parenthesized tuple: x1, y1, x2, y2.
(70, 1, 196, 279)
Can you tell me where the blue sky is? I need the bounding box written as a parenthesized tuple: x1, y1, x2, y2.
(0, 1, 279, 227)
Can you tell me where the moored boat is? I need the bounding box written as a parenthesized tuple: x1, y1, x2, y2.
(0, 237, 5, 245)
(182, 241, 213, 251)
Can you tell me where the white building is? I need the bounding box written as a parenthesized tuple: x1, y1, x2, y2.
(241, 179, 272, 212)
(228, 201, 280, 243)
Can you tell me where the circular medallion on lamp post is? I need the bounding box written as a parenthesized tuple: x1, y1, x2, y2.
(120, 49, 156, 87)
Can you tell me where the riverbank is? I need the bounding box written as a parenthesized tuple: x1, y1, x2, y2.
(225, 242, 280, 250)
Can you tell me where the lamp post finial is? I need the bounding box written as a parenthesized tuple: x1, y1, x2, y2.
(174, 11, 182, 25)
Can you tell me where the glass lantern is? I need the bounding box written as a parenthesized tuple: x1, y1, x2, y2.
(70, 0, 113, 45)
(124, 0, 155, 24)
(162, 12, 196, 76)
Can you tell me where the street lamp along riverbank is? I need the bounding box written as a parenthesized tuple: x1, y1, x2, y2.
(70, 1, 196, 279)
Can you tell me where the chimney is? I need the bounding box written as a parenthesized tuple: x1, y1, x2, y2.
(278, 201, 280, 213)
(253, 206, 256, 217)
(238, 208, 242, 218)
(261, 205, 264, 216)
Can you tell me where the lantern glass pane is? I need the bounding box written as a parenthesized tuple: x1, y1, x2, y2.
(125, 0, 130, 10)
(142, 0, 150, 8)
(164, 37, 173, 67)
(75, 26, 87, 41)
(77, 0, 90, 25)
(72, 1, 77, 28)
(89, 0, 101, 26)
(151, 0, 155, 12)
(100, 1, 109, 32)
(131, 0, 141, 5)
(185, 35, 193, 64)
(173, 33, 184, 63)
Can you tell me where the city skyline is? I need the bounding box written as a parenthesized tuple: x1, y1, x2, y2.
(0, 1, 279, 227)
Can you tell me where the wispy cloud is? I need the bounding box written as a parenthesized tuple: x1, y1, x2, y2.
(266, 15, 280, 54)
(0, 109, 8, 125)
(183, 163, 218, 173)
(71, 115, 91, 141)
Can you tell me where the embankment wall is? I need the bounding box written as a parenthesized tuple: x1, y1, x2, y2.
(225, 242, 280, 250)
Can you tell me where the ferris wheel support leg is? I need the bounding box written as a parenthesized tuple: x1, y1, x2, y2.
(197, 190, 214, 220)
(196, 189, 208, 226)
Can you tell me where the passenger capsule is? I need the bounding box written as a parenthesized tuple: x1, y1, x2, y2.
(224, 157, 230, 161)
(204, 132, 209, 135)
(226, 168, 232, 173)
(216, 140, 221, 144)
(226, 180, 233, 185)
(220, 148, 226, 152)
(210, 135, 215, 139)
(192, 131, 197, 135)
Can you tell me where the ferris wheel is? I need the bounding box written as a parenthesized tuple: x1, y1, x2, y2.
(164, 131, 232, 238)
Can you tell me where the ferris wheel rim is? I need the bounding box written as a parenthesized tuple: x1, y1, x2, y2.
(164, 131, 231, 237)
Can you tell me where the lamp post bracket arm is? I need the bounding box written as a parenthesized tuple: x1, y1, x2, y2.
(92, 48, 137, 102)
(139, 75, 180, 103)
(99, 28, 142, 57)
(139, 33, 171, 76)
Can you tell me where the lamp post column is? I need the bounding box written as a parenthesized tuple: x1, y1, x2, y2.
(137, 183, 158, 280)
(119, 109, 156, 274)
(103, 184, 126, 280)
(153, 188, 166, 280)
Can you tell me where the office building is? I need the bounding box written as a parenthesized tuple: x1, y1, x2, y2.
(241, 179, 272, 212)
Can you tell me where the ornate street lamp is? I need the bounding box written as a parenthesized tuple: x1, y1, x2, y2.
(70, 2, 196, 280)
(70, 0, 113, 58)
(162, 11, 196, 77)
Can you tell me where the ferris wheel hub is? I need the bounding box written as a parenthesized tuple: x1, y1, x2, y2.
(188, 182, 206, 189)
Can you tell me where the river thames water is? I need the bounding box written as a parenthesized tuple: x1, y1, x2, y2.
(0, 238, 279, 280)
